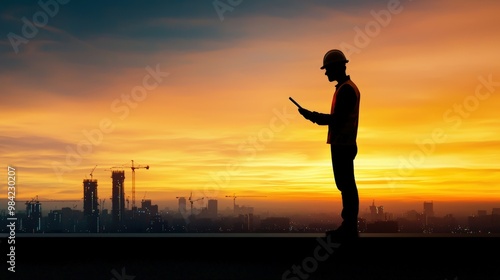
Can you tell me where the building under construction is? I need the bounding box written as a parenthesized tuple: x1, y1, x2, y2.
(111, 170, 126, 230)
(83, 178, 99, 232)
(25, 199, 42, 233)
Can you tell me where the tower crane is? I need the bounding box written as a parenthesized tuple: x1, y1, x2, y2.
(225, 193, 267, 213)
(111, 160, 149, 210)
(177, 192, 204, 216)
(23, 195, 81, 209)
(89, 165, 97, 180)
(189, 197, 204, 216)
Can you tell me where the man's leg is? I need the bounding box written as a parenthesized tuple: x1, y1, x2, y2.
(331, 145, 359, 233)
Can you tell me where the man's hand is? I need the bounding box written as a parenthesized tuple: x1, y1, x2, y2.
(298, 108, 317, 123)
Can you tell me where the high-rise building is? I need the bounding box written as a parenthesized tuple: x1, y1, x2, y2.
(423, 201, 434, 217)
(369, 200, 385, 221)
(47, 210, 63, 232)
(141, 199, 158, 216)
(111, 170, 125, 228)
(25, 200, 42, 233)
(178, 197, 187, 214)
(207, 199, 218, 220)
(83, 179, 99, 232)
(369, 200, 377, 218)
(377, 206, 384, 218)
(423, 201, 434, 227)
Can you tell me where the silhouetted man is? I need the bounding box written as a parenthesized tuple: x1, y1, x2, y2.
(298, 49, 360, 241)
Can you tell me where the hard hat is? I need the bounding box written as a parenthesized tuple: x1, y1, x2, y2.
(320, 49, 349, 69)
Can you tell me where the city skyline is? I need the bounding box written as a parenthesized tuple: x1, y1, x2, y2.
(4, 194, 500, 235)
(1, 1, 500, 217)
(6, 189, 500, 219)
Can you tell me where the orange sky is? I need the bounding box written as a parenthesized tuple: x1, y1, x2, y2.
(1, 1, 500, 217)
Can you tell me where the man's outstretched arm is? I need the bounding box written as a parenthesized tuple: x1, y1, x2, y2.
(298, 86, 356, 125)
(298, 108, 330, 125)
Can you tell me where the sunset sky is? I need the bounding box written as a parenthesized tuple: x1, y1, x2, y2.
(1, 0, 499, 217)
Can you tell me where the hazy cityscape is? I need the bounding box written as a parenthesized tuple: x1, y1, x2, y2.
(2, 187, 500, 235)
(2, 167, 499, 234)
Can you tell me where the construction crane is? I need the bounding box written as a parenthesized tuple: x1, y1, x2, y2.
(225, 193, 267, 212)
(110, 160, 149, 210)
(176, 192, 204, 216)
(89, 165, 97, 180)
(23, 196, 81, 209)
(189, 197, 204, 216)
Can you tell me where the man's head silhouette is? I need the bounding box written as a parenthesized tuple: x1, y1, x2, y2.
(321, 49, 349, 83)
